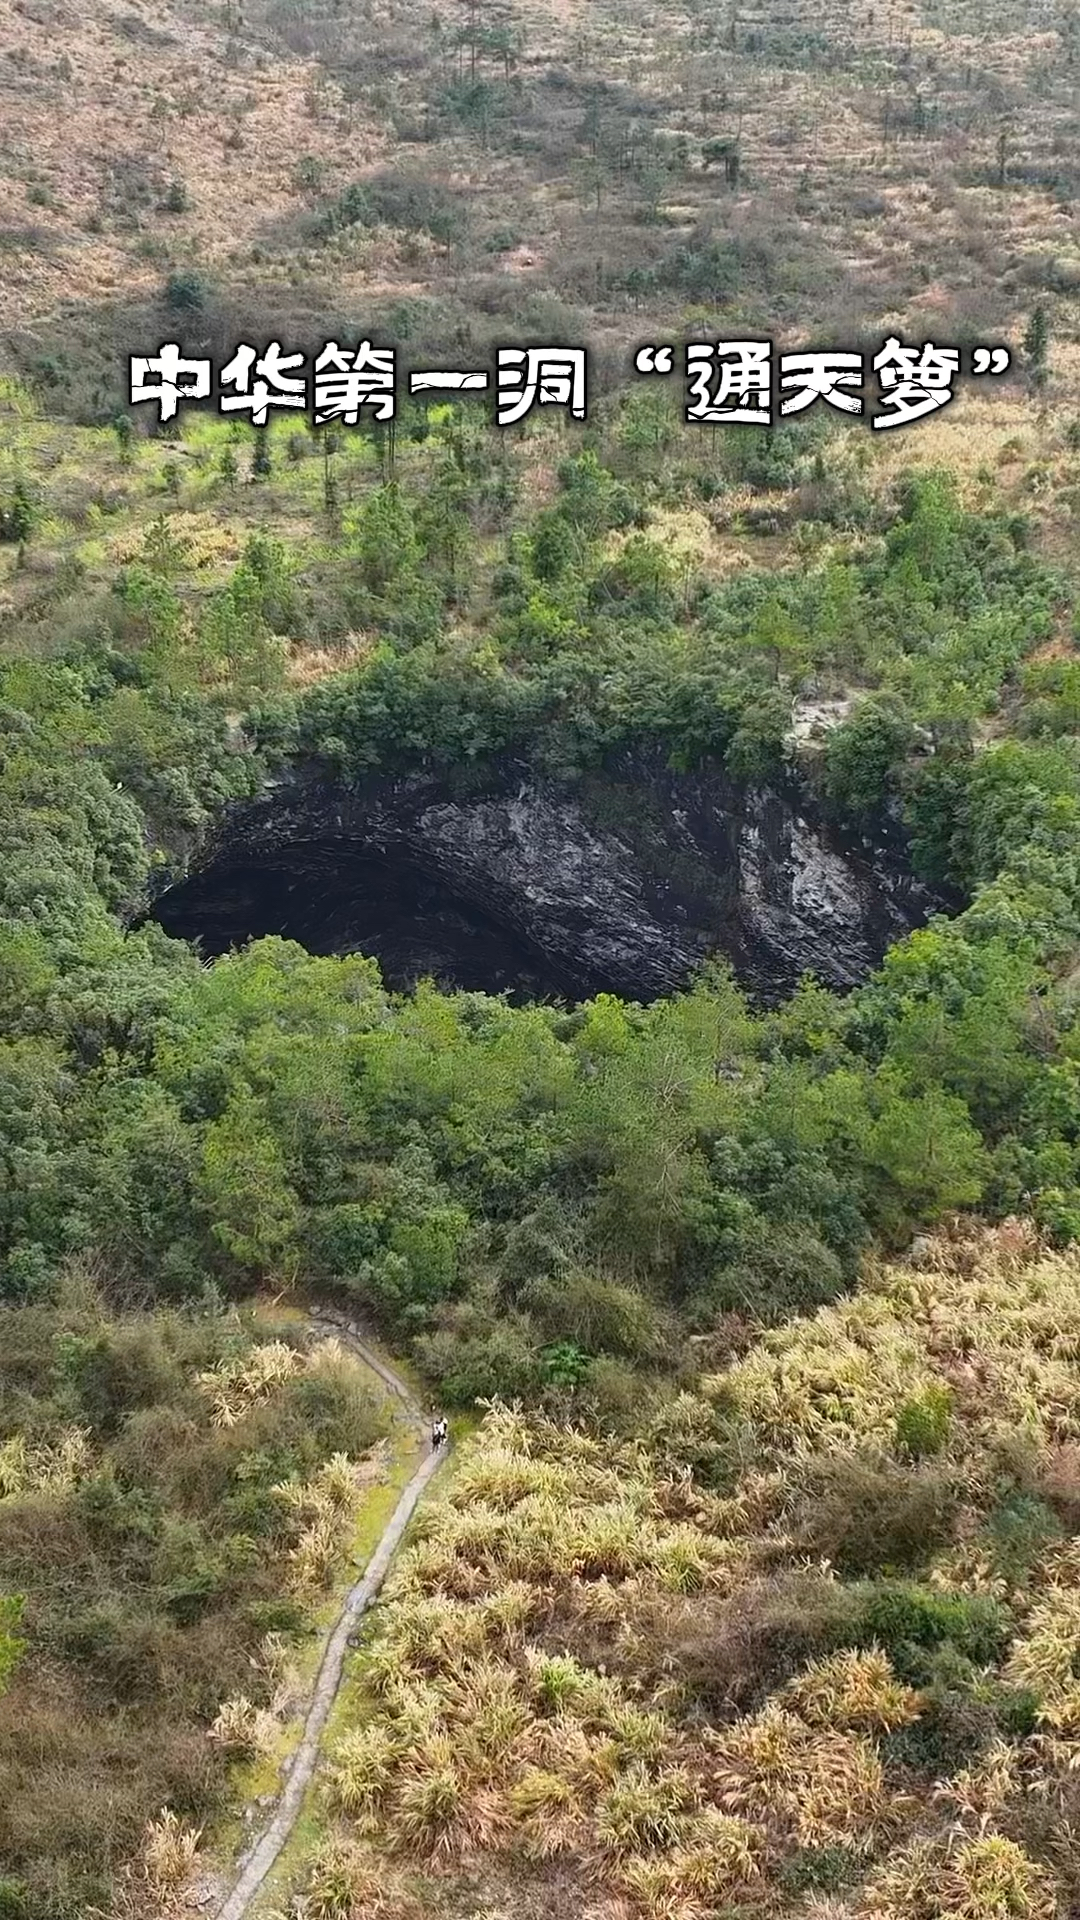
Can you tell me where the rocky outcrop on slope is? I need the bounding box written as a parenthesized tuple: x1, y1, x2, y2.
(150, 752, 940, 1002)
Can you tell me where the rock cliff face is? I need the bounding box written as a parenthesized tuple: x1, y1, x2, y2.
(149, 753, 940, 1002)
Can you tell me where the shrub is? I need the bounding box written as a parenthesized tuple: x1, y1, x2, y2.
(884, 1687, 997, 1775)
(620, 1810, 761, 1904)
(162, 269, 206, 313)
(895, 1383, 954, 1459)
(329, 1724, 398, 1818)
(595, 1764, 696, 1854)
(781, 1648, 919, 1732)
(413, 1309, 541, 1404)
(860, 1832, 1051, 1917)
(59, 1325, 179, 1433)
(777, 1845, 859, 1895)
(852, 1581, 1010, 1678)
(639, 1573, 861, 1713)
(795, 1454, 957, 1575)
(992, 1682, 1040, 1737)
(141, 1807, 202, 1891)
(208, 1694, 278, 1758)
(709, 1221, 846, 1322)
(391, 1763, 462, 1854)
(891, 1642, 1038, 1772)
(822, 697, 915, 823)
(986, 1489, 1062, 1577)
(0, 482, 35, 544)
(1037, 1443, 1080, 1528)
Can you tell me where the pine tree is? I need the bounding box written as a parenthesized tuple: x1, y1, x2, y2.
(1023, 304, 1050, 387)
(322, 432, 339, 517)
(113, 413, 135, 467)
(1, 481, 35, 544)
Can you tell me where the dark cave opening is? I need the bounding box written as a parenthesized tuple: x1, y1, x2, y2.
(145, 760, 942, 1005)
(148, 847, 597, 1000)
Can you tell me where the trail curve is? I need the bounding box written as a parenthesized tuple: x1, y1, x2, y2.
(215, 1311, 444, 1920)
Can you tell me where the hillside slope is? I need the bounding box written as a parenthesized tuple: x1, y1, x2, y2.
(294, 1220, 1080, 1919)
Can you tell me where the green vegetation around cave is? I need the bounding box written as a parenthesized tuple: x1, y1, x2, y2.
(3, 237, 1080, 1920)
(8, 0, 1080, 1908)
(3, 393, 1080, 1383)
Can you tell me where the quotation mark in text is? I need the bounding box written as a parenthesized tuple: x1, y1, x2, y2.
(635, 344, 676, 375)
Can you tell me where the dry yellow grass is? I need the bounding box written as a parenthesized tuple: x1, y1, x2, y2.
(283, 1224, 1080, 1918)
(0, 0, 384, 326)
(3, 0, 1080, 493)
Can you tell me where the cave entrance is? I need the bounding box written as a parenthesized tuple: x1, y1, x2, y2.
(148, 848, 592, 1001)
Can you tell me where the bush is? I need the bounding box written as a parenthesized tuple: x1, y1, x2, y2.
(895, 1384, 954, 1459)
(852, 1581, 1011, 1679)
(708, 1221, 847, 1323)
(881, 1649, 1034, 1774)
(643, 1573, 861, 1713)
(413, 1306, 541, 1405)
(163, 270, 206, 313)
(58, 1325, 179, 1434)
(986, 1488, 1062, 1577)
(795, 1454, 956, 1575)
(283, 1368, 385, 1461)
(1037, 1443, 1080, 1531)
(778, 1846, 859, 1895)
(595, 1764, 695, 1854)
(0, 482, 36, 544)
(821, 697, 915, 823)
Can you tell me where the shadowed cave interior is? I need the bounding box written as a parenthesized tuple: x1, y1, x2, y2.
(151, 847, 593, 1000)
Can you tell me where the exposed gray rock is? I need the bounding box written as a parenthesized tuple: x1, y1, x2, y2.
(149, 751, 941, 1002)
(786, 694, 860, 747)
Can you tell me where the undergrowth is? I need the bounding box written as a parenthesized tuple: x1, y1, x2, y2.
(0, 1275, 390, 1919)
(290, 1221, 1080, 1919)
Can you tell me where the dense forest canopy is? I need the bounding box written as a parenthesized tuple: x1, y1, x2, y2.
(3, 441, 1080, 1374)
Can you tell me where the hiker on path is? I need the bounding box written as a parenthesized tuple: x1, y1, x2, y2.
(430, 1415, 448, 1450)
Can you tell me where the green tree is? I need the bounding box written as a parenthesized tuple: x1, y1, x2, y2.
(112, 412, 135, 466)
(748, 596, 803, 683)
(864, 1076, 987, 1235)
(530, 511, 575, 583)
(196, 1087, 301, 1275)
(822, 698, 915, 823)
(1023, 304, 1050, 388)
(418, 457, 471, 595)
(0, 481, 35, 544)
(346, 482, 421, 591)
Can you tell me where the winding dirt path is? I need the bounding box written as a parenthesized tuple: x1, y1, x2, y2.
(215, 1312, 445, 1920)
